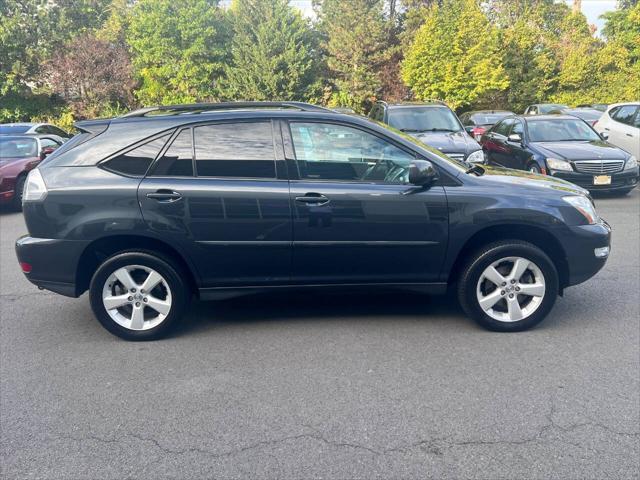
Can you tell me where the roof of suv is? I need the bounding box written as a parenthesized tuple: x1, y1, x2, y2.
(378, 101, 448, 109)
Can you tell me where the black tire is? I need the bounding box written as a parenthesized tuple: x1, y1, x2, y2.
(89, 250, 190, 340)
(457, 240, 559, 332)
(12, 174, 26, 211)
(527, 162, 541, 174)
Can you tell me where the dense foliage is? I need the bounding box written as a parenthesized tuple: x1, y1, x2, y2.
(0, 0, 638, 125)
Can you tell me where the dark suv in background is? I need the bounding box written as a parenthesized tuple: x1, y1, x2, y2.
(16, 102, 611, 340)
(369, 101, 484, 164)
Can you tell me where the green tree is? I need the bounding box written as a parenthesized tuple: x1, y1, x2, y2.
(314, 0, 391, 112)
(127, 0, 229, 105)
(221, 0, 320, 101)
(401, 0, 509, 110)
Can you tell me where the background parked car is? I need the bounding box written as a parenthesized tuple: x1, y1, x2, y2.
(0, 123, 71, 144)
(0, 135, 62, 209)
(576, 103, 608, 112)
(547, 107, 602, 126)
(459, 110, 515, 141)
(370, 101, 484, 163)
(594, 102, 640, 158)
(524, 104, 569, 115)
(480, 114, 638, 194)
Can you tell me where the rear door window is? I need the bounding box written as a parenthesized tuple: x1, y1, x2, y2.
(613, 105, 639, 126)
(151, 129, 194, 177)
(103, 134, 171, 177)
(193, 122, 276, 178)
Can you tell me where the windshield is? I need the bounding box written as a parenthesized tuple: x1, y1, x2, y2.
(528, 119, 601, 142)
(387, 107, 463, 133)
(538, 104, 568, 114)
(0, 137, 38, 158)
(470, 112, 513, 125)
(0, 125, 30, 134)
(566, 110, 602, 122)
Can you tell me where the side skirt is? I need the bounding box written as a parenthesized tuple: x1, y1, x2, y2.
(198, 282, 448, 301)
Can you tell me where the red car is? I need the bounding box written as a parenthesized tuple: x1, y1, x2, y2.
(0, 135, 62, 209)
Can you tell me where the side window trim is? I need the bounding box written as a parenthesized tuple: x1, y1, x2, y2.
(285, 119, 419, 185)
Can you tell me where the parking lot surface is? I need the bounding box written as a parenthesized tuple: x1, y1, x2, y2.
(1, 190, 639, 479)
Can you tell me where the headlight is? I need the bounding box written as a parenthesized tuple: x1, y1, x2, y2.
(624, 156, 637, 170)
(563, 195, 598, 224)
(466, 150, 484, 164)
(23, 168, 48, 202)
(546, 157, 573, 172)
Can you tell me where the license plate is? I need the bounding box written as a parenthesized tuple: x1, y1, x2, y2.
(593, 175, 611, 185)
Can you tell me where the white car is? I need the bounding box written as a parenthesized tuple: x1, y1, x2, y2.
(595, 102, 640, 158)
(0, 122, 71, 144)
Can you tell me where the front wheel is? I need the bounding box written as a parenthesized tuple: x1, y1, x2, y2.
(12, 174, 26, 211)
(458, 241, 559, 332)
(89, 251, 190, 340)
(527, 163, 542, 174)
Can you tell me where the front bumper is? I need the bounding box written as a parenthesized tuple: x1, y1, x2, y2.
(561, 219, 611, 287)
(550, 168, 639, 192)
(15, 235, 89, 297)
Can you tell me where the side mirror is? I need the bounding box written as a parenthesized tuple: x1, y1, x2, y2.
(464, 125, 474, 136)
(409, 160, 438, 187)
(507, 133, 522, 143)
(40, 147, 55, 159)
(600, 131, 609, 140)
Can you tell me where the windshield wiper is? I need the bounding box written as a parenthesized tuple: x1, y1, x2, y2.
(465, 164, 485, 176)
(399, 128, 427, 133)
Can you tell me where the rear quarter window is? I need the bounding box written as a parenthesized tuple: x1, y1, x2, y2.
(102, 134, 171, 177)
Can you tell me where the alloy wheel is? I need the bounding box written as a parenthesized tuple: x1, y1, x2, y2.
(101, 265, 172, 331)
(476, 256, 546, 322)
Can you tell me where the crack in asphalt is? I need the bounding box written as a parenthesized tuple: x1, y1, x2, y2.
(54, 400, 638, 462)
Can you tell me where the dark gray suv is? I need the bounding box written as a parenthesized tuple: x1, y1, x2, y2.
(16, 102, 611, 340)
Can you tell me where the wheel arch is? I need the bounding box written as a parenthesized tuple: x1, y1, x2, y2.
(75, 235, 199, 297)
(448, 224, 569, 291)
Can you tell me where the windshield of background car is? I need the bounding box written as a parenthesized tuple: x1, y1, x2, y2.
(470, 112, 513, 125)
(538, 104, 569, 114)
(376, 122, 469, 173)
(0, 125, 30, 134)
(0, 137, 38, 158)
(528, 119, 601, 142)
(387, 106, 463, 133)
(567, 110, 602, 122)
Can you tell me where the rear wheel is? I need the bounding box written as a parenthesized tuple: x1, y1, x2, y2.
(89, 251, 189, 340)
(458, 241, 559, 332)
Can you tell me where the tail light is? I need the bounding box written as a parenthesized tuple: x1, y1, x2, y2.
(472, 126, 486, 141)
(20, 262, 32, 273)
(23, 168, 48, 202)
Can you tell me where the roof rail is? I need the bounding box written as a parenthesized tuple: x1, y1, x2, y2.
(120, 101, 331, 118)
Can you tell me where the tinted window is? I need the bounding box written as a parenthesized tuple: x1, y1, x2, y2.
(290, 122, 415, 183)
(48, 126, 70, 138)
(511, 120, 524, 136)
(493, 119, 513, 136)
(151, 129, 193, 177)
(387, 106, 462, 133)
(613, 105, 639, 126)
(194, 122, 275, 178)
(527, 119, 600, 142)
(104, 134, 171, 176)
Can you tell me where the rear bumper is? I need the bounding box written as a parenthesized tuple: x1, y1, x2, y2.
(550, 168, 639, 192)
(561, 219, 611, 287)
(15, 235, 89, 297)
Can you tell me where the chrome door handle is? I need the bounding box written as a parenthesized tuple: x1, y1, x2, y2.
(146, 190, 182, 202)
(295, 193, 330, 206)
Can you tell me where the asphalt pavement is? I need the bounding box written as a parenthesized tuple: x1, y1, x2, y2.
(1, 189, 639, 479)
